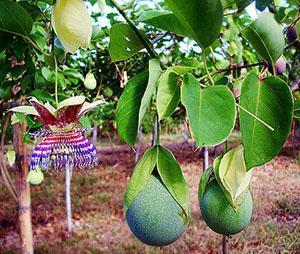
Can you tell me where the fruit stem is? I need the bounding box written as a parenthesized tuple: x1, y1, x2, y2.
(202, 49, 214, 85)
(152, 114, 160, 146)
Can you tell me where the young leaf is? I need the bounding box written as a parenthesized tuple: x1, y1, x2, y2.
(116, 72, 149, 147)
(242, 13, 285, 63)
(217, 145, 252, 204)
(239, 71, 293, 170)
(157, 145, 189, 218)
(109, 23, 144, 62)
(181, 73, 236, 147)
(124, 146, 158, 213)
(139, 10, 192, 37)
(0, 0, 33, 37)
(165, 0, 223, 48)
(157, 69, 180, 121)
(198, 167, 213, 203)
(138, 59, 162, 126)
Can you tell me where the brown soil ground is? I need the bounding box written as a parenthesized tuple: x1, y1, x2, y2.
(0, 139, 299, 254)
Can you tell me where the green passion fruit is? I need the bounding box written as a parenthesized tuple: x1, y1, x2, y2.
(27, 169, 44, 185)
(200, 180, 252, 236)
(126, 175, 188, 246)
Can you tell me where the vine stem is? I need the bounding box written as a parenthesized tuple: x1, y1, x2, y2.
(202, 50, 214, 85)
(109, 0, 156, 59)
(54, 56, 59, 107)
(236, 104, 275, 131)
(212, 62, 266, 77)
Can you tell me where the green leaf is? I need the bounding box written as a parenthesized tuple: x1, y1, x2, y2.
(294, 100, 300, 119)
(239, 71, 293, 170)
(157, 69, 180, 120)
(242, 13, 285, 63)
(213, 155, 239, 208)
(217, 145, 252, 205)
(138, 59, 162, 126)
(139, 10, 192, 37)
(165, 0, 223, 48)
(198, 167, 213, 203)
(109, 23, 144, 62)
(116, 71, 149, 147)
(0, 0, 33, 37)
(181, 73, 236, 147)
(124, 146, 158, 213)
(221, 0, 253, 9)
(78, 116, 92, 129)
(255, 0, 272, 11)
(6, 149, 16, 167)
(157, 145, 189, 219)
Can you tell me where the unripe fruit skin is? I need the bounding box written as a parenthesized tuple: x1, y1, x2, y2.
(126, 175, 188, 246)
(27, 169, 44, 185)
(84, 73, 97, 90)
(200, 180, 252, 236)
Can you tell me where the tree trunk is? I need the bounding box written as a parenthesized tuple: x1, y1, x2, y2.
(65, 161, 73, 234)
(92, 122, 98, 145)
(13, 121, 33, 254)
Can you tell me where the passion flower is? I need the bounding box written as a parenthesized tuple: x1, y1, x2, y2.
(10, 96, 103, 172)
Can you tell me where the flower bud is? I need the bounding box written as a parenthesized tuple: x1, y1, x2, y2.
(51, 0, 92, 53)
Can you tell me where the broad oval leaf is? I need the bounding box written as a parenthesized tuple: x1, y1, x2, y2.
(157, 145, 189, 219)
(198, 167, 213, 203)
(181, 73, 236, 147)
(116, 71, 149, 147)
(139, 10, 192, 37)
(239, 71, 293, 170)
(109, 23, 144, 62)
(138, 59, 162, 126)
(0, 0, 33, 36)
(255, 0, 272, 11)
(217, 145, 252, 205)
(165, 0, 223, 48)
(124, 146, 158, 213)
(242, 13, 285, 63)
(157, 69, 180, 121)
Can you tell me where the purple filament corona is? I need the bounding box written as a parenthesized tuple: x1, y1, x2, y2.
(30, 129, 98, 171)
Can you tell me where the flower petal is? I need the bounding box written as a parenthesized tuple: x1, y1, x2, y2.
(78, 100, 104, 117)
(8, 106, 39, 116)
(51, 0, 92, 53)
(29, 98, 59, 127)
